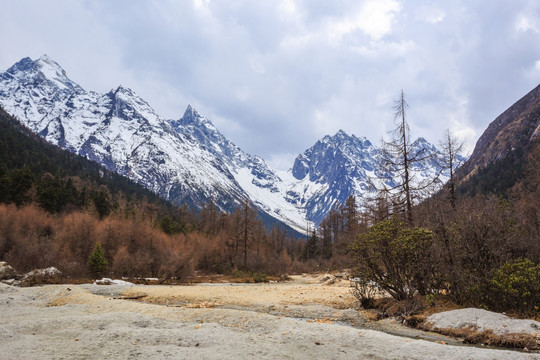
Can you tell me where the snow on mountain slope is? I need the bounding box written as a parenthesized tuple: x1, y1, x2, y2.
(170, 106, 309, 231)
(0, 57, 258, 221)
(0, 55, 457, 233)
(288, 130, 459, 224)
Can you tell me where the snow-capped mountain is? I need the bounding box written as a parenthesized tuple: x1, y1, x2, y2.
(0, 55, 309, 231)
(287, 131, 456, 224)
(0, 55, 456, 233)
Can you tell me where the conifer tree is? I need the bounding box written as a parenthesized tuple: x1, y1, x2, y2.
(88, 242, 108, 278)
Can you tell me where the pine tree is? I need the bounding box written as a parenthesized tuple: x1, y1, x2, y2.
(302, 231, 319, 260)
(88, 242, 108, 278)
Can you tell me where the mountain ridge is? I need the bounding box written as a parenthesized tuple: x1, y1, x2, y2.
(457, 83, 540, 183)
(455, 83, 540, 197)
(0, 55, 452, 232)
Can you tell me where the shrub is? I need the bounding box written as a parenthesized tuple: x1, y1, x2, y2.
(252, 272, 268, 283)
(350, 277, 377, 308)
(349, 217, 435, 301)
(488, 258, 540, 315)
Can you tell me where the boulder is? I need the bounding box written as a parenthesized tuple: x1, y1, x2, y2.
(426, 308, 540, 336)
(24, 267, 62, 278)
(0, 262, 17, 280)
(18, 267, 62, 286)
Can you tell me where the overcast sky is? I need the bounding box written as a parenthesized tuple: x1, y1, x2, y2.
(2, 0, 540, 170)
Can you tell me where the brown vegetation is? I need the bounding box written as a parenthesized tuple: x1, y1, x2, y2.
(421, 324, 540, 351)
(0, 200, 320, 279)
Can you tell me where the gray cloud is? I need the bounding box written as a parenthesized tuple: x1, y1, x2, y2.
(2, 0, 540, 169)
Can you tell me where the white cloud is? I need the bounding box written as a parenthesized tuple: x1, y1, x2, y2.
(415, 5, 446, 24)
(2, 0, 540, 171)
(193, 0, 211, 12)
(326, 0, 401, 42)
(516, 15, 540, 33)
(278, 0, 300, 22)
(266, 152, 297, 172)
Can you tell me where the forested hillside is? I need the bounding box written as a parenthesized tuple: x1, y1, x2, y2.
(0, 106, 175, 215)
(0, 106, 306, 279)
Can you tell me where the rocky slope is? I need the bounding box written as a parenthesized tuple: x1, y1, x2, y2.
(456, 83, 540, 182)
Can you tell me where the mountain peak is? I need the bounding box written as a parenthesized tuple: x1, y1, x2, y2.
(183, 104, 201, 119)
(6, 57, 34, 74)
(319, 129, 371, 148)
(114, 84, 134, 95)
(35, 54, 69, 80)
(178, 105, 217, 131)
(37, 54, 56, 65)
(4, 55, 80, 93)
(412, 137, 430, 148)
(38, 54, 52, 61)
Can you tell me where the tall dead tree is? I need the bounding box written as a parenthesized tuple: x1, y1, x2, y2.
(438, 129, 464, 209)
(378, 90, 434, 226)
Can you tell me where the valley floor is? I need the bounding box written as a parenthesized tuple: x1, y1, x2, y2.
(0, 275, 537, 359)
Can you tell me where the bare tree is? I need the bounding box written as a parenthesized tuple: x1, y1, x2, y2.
(438, 129, 464, 209)
(224, 199, 260, 269)
(378, 90, 434, 226)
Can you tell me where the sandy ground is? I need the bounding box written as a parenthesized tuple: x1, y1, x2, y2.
(0, 275, 539, 360)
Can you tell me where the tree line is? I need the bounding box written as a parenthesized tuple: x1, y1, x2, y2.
(345, 91, 540, 316)
(0, 105, 310, 279)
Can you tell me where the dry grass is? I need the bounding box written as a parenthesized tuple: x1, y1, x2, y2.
(357, 293, 540, 350)
(421, 323, 540, 350)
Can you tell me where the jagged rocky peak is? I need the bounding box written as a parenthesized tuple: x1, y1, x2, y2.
(292, 129, 375, 181)
(104, 84, 163, 126)
(171, 105, 228, 155)
(6, 56, 35, 74)
(411, 136, 436, 150)
(36, 54, 68, 76)
(108, 85, 145, 101)
(329, 129, 352, 141)
(108, 85, 134, 103)
(3, 54, 81, 95)
(182, 104, 200, 121)
(113, 84, 131, 94)
(175, 105, 217, 130)
(319, 129, 373, 151)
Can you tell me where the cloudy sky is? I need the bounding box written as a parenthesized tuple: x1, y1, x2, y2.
(2, 0, 540, 170)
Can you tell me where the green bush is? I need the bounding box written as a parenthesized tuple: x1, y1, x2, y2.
(88, 242, 108, 279)
(252, 272, 268, 283)
(488, 259, 540, 315)
(349, 218, 435, 301)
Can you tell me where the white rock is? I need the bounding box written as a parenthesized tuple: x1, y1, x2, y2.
(0, 262, 17, 280)
(426, 308, 540, 336)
